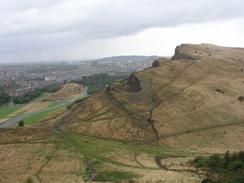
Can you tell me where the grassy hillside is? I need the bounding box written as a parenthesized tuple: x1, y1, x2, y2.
(1, 44, 244, 182)
(59, 44, 244, 152)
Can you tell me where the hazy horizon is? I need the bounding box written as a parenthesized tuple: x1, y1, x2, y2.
(0, 0, 244, 63)
(0, 55, 160, 65)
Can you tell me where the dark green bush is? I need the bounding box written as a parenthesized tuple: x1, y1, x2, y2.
(227, 160, 244, 171)
(238, 96, 244, 102)
(25, 177, 33, 183)
(223, 151, 231, 168)
(208, 154, 222, 170)
(193, 151, 244, 183)
(193, 156, 208, 168)
(238, 151, 244, 162)
(18, 120, 24, 127)
(201, 178, 214, 183)
(74, 73, 128, 95)
(66, 103, 73, 109)
(215, 88, 224, 94)
(44, 84, 61, 93)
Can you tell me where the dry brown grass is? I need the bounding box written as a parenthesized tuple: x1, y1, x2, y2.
(0, 127, 85, 183)
(0, 118, 8, 124)
(9, 101, 50, 116)
(0, 127, 203, 183)
(59, 44, 244, 153)
(2, 44, 244, 182)
(0, 143, 84, 183)
(46, 83, 84, 101)
(0, 127, 56, 144)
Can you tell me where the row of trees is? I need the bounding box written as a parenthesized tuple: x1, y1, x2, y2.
(12, 89, 43, 104)
(74, 73, 128, 95)
(0, 87, 11, 105)
(0, 84, 61, 105)
(13, 84, 61, 104)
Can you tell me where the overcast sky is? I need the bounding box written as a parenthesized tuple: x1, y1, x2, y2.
(0, 0, 244, 63)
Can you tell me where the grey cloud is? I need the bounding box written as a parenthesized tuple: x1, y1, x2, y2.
(1, 0, 244, 37)
(0, 0, 244, 62)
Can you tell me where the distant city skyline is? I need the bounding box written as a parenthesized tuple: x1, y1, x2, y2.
(0, 0, 244, 63)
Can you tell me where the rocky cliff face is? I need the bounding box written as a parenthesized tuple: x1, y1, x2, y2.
(59, 44, 244, 152)
(127, 74, 141, 92)
(171, 45, 195, 60)
(152, 59, 161, 67)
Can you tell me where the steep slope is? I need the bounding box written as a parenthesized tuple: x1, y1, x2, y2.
(59, 44, 244, 152)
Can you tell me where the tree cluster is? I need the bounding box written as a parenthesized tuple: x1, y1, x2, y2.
(193, 151, 244, 183)
(74, 73, 128, 95)
(13, 84, 61, 104)
(0, 87, 11, 105)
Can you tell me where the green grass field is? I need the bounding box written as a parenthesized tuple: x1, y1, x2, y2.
(0, 93, 48, 119)
(33, 92, 48, 101)
(67, 133, 188, 160)
(24, 101, 66, 125)
(0, 105, 21, 119)
(47, 100, 63, 108)
(53, 131, 191, 181)
(94, 171, 139, 181)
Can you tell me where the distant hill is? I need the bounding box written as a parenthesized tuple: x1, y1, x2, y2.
(91, 55, 158, 63)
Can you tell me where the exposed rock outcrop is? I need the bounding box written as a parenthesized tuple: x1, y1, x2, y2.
(172, 45, 195, 60)
(127, 74, 141, 92)
(152, 59, 160, 67)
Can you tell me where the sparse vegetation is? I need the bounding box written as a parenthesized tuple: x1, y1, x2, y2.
(66, 97, 88, 109)
(81, 160, 96, 182)
(95, 171, 138, 182)
(25, 177, 33, 183)
(215, 88, 224, 94)
(193, 156, 207, 168)
(66, 103, 73, 109)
